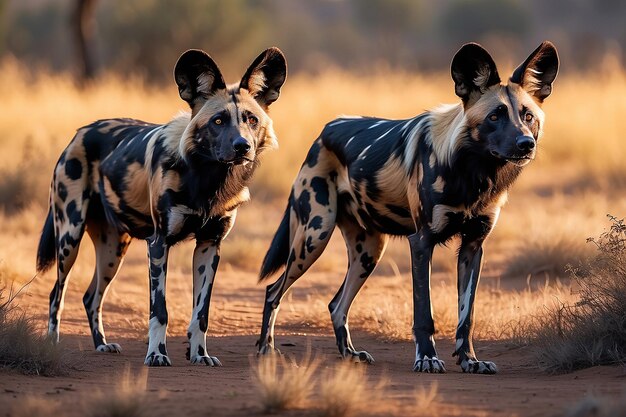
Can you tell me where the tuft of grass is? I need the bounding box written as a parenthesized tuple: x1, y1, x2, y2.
(252, 350, 319, 413)
(84, 365, 149, 417)
(0, 287, 64, 376)
(503, 234, 595, 282)
(412, 382, 441, 417)
(9, 366, 150, 417)
(531, 215, 626, 372)
(317, 362, 386, 417)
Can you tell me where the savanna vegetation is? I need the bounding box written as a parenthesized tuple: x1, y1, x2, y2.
(1, 56, 626, 350)
(1, 35, 626, 416)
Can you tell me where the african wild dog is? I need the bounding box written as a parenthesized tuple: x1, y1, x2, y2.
(256, 42, 558, 374)
(36, 47, 287, 366)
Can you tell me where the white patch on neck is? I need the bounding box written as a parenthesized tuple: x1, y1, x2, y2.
(427, 103, 466, 167)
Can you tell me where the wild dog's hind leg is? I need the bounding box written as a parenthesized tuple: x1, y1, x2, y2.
(258, 222, 336, 354)
(329, 218, 388, 363)
(258, 177, 338, 354)
(83, 223, 131, 353)
(48, 155, 90, 343)
(453, 220, 497, 374)
(186, 240, 222, 366)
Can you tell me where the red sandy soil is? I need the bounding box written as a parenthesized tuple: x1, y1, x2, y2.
(1, 268, 625, 417)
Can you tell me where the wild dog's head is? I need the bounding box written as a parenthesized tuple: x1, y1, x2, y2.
(175, 48, 287, 166)
(451, 42, 559, 166)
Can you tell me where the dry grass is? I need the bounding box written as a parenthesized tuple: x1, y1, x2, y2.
(251, 350, 319, 413)
(8, 366, 149, 417)
(252, 352, 397, 417)
(0, 59, 624, 417)
(531, 216, 626, 373)
(84, 365, 149, 417)
(502, 233, 594, 281)
(0, 146, 50, 214)
(317, 362, 385, 417)
(2, 59, 626, 206)
(492, 191, 624, 276)
(295, 274, 577, 344)
(0, 287, 64, 376)
(411, 382, 441, 417)
(0, 59, 625, 378)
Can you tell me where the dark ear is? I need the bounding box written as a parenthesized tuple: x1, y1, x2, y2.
(174, 49, 226, 116)
(451, 43, 501, 106)
(510, 41, 559, 103)
(240, 47, 287, 109)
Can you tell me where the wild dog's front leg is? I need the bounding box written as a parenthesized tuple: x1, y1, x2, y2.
(408, 232, 445, 373)
(186, 240, 222, 366)
(144, 234, 171, 366)
(453, 236, 497, 374)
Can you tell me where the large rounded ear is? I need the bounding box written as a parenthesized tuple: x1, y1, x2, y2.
(174, 49, 226, 117)
(240, 47, 287, 109)
(510, 41, 559, 103)
(451, 43, 501, 106)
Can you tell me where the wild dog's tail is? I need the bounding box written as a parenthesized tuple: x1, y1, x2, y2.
(259, 197, 292, 281)
(36, 207, 56, 273)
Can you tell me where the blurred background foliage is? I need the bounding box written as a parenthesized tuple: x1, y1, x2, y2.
(2, 0, 626, 82)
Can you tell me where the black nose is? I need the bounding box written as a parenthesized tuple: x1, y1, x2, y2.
(516, 136, 535, 152)
(233, 137, 251, 155)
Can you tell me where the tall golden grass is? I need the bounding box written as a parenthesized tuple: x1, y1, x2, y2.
(3, 58, 626, 200)
(8, 365, 150, 417)
(251, 350, 319, 413)
(1, 58, 625, 352)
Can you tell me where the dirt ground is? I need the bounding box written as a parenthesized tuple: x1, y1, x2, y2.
(1, 265, 625, 417)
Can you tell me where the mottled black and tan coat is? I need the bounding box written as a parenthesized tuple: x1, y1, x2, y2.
(36, 48, 287, 366)
(257, 42, 558, 374)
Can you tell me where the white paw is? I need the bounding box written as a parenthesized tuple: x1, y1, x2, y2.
(413, 356, 446, 373)
(190, 355, 222, 366)
(461, 359, 497, 374)
(96, 343, 122, 353)
(144, 353, 171, 366)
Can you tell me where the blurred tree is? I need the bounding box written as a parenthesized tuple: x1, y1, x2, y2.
(5, 3, 69, 71)
(98, 0, 269, 80)
(351, 0, 421, 33)
(74, 0, 99, 82)
(2, 0, 624, 77)
(0, 0, 6, 56)
(440, 0, 530, 43)
(350, 0, 423, 67)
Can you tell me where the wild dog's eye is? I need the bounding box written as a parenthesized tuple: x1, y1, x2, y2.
(489, 114, 498, 122)
(248, 115, 258, 127)
(214, 118, 223, 125)
(524, 113, 534, 123)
